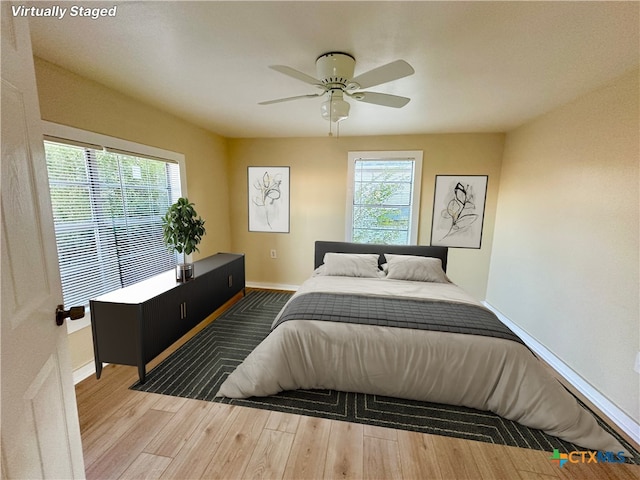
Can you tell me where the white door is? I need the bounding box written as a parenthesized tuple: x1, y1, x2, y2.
(1, 6, 85, 479)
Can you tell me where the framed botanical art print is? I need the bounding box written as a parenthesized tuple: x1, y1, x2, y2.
(431, 175, 488, 249)
(248, 166, 290, 233)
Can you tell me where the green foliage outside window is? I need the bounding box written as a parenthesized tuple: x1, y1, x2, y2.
(352, 162, 413, 244)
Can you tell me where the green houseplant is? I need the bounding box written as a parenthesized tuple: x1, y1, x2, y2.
(162, 197, 206, 282)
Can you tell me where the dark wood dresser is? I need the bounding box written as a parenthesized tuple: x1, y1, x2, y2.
(89, 253, 245, 383)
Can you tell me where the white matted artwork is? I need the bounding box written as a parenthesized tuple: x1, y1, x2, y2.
(431, 175, 488, 249)
(248, 166, 290, 233)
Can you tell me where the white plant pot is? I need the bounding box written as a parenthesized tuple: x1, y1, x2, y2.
(176, 263, 194, 282)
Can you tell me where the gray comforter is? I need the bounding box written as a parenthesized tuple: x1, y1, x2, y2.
(217, 276, 627, 454)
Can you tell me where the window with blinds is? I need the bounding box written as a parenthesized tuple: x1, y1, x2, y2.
(44, 140, 182, 307)
(346, 152, 422, 245)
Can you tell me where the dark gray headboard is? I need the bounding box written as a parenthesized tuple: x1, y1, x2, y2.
(314, 241, 448, 272)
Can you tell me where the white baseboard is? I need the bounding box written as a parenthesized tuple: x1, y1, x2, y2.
(73, 361, 98, 385)
(483, 301, 640, 445)
(246, 281, 299, 292)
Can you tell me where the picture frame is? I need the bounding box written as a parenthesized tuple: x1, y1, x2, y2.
(248, 166, 290, 233)
(430, 175, 488, 249)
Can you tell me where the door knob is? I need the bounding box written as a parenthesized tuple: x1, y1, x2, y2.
(56, 305, 85, 326)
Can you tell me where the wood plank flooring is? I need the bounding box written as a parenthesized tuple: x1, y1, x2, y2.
(76, 293, 639, 480)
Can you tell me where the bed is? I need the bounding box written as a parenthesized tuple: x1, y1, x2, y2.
(217, 241, 626, 454)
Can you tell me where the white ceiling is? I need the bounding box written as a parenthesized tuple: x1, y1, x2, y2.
(27, 1, 639, 138)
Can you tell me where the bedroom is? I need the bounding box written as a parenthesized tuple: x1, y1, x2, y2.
(1, 1, 638, 478)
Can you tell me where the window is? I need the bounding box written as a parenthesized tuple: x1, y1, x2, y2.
(346, 151, 422, 245)
(44, 134, 182, 309)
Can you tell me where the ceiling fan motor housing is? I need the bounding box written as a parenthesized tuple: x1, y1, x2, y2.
(316, 52, 356, 88)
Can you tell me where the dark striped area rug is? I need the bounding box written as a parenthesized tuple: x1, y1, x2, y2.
(131, 290, 639, 461)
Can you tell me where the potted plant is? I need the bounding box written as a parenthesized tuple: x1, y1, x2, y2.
(162, 197, 206, 282)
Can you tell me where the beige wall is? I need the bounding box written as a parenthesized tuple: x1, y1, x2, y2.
(486, 69, 639, 422)
(34, 57, 231, 260)
(228, 134, 505, 299)
(34, 57, 233, 371)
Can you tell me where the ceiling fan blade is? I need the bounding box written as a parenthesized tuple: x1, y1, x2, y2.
(350, 91, 410, 108)
(258, 92, 325, 105)
(269, 65, 323, 86)
(351, 60, 414, 89)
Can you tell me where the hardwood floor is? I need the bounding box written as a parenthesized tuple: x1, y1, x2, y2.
(76, 294, 639, 480)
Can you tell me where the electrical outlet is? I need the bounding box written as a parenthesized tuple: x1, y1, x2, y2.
(270, 249, 277, 259)
(634, 352, 640, 374)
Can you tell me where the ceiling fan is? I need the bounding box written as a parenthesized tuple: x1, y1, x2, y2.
(259, 52, 415, 123)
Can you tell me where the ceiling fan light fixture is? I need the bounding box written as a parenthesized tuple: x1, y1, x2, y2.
(321, 91, 350, 122)
(321, 98, 350, 122)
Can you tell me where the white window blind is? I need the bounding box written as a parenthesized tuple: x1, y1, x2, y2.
(44, 140, 182, 307)
(347, 151, 422, 245)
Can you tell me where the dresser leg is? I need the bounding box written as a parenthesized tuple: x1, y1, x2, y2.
(138, 364, 146, 384)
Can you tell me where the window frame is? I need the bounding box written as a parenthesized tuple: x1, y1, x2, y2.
(42, 121, 187, 334)
(345, 150, 423, 245)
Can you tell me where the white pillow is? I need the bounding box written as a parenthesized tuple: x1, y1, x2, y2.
(384, 254, 449, 283)
(320, 253, 380, 278)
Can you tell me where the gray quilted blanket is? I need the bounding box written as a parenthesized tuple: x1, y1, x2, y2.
(272, 292, 524, 345)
